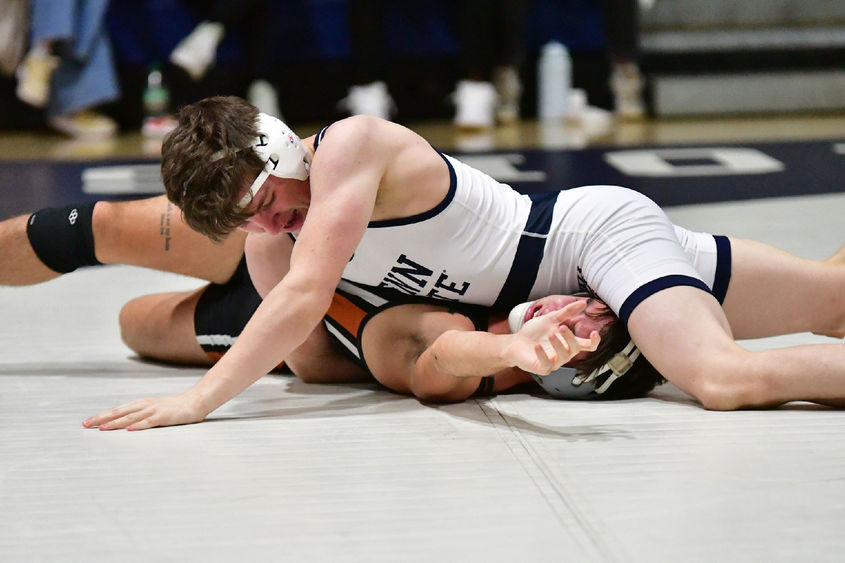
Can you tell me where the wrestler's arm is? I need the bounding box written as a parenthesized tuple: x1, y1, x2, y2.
(366, 302, 598, 403)
(240, 174, 371, 384)
(244, 231, 292, 298)
(84, 118, 387, 430)
(412, 302, 599, 398)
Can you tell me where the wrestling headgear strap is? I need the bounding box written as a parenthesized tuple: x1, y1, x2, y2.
(507, 300, 641, 400)
(237, 113, 311, 209)
(576, 339, 641, 395)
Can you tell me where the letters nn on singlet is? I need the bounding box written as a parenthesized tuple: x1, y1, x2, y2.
(378, 254, 470, 301)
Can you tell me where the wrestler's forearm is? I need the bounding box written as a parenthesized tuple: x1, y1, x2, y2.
(187, 280, 331, 415)
(84, 268, 336, 430)
(423, 330, 515, 379)
(425, 307, 592, 382)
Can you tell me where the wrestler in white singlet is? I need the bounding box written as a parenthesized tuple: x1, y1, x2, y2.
(313, 128, 730, 325)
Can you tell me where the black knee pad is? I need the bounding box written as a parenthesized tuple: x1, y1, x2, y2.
(26, 202, 102, 273)
(194, 257, 262, 356)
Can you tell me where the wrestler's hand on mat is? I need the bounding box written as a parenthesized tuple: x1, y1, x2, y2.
(503, 303, 600, 375)
(83, 392, 208, 431)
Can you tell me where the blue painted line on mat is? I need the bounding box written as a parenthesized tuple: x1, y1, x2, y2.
(1, 138, 843, 219)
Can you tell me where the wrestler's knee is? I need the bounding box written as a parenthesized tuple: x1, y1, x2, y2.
(685, 352, 768, 411)
(813, 302, 845, 339)
(118, 295, 158, 356)
(119, 292, 191, 356)
(90, 200, 118, 262)
(120, 289, 209, 365)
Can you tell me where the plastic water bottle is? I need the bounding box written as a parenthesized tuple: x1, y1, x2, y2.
(537, 41, 571, 121)
(142, 63, 171, 137)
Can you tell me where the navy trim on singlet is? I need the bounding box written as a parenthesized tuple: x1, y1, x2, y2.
(313, 126, 330, 150)
(493, 191, 559, 310)
(618, 275, 712, 326)
(712, 235, 732, 304)
(312, 126, 455, 229)
(368, 151, 457, 228)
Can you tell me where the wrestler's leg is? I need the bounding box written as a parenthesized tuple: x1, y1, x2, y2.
(286, 324, 371, 384)
(93, 196, 246, 283)
(0, 195, 246, 286)
(721, 238, 845, 339)
(0, 214, 59, 285)
(628, 286, 845, 410)
(120, 256, 261, 366)
(118, 256, 369, 382)
(119, 287, 370, 381)
(119, 288, 212, 365)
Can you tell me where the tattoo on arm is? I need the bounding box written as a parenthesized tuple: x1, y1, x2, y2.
(159, 202, 173, 251)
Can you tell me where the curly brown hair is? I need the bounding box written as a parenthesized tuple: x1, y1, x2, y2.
(568, 296, 666, 400)
(161, 96, 266, 240)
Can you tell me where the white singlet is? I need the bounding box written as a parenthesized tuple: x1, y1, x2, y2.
(315, 133, 730, 325)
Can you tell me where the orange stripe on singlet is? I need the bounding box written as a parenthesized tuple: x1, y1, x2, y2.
(204, 348, 286, 372)
(327, 291, 368, 337)
(206, 351, 225, 363)
(203, 289, 364, 371)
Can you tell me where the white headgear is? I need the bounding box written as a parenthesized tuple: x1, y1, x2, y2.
(237, 113, 312, 209)
(507, 300, 641, 400)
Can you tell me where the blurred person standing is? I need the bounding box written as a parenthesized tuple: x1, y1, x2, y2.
(337, 0, 396, 120)
(452, 0, 527, 129)
(16, 0, 120, 139)
(339, 0, 527, 129)
(169, 0, 282, 118)
(598, 0, 646, 119)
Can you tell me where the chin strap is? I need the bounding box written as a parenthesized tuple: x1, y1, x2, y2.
(574, 340, 641, 394)
(237, 113, 312, 209)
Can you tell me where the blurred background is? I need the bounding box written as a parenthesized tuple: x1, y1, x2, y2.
(0, 0, 841, 148)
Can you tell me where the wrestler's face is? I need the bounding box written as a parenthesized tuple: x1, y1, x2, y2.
(522, 295, 614, 362)
(240, 175, 311, 235)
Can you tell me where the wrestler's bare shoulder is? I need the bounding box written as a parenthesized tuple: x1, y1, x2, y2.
(309, 115, 434, 158)
(308, 116, 450, 219)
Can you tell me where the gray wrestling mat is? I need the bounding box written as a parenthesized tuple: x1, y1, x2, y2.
(2, 192, 845, 561)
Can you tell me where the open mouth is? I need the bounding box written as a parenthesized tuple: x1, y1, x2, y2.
(524, 302, 543, 323)
(284, 210, 300, 230)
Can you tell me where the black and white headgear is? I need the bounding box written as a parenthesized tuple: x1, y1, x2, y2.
(235, 113, 312, 209)
(508, 300, 641, 400)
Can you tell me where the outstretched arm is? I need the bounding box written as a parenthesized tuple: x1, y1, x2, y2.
(419, 301, 599, 379)
(367, 301, 600, 403)
(84, 118, 388, 430)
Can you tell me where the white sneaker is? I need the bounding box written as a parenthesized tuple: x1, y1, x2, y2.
(452, 80, 497, 130)
(337, 81, 395, 120)
(610, 62, 645, 120)
(16, 44, 60, 108)
(248, 79, 282, 118)
(169, 21, 225, 81)
(493, 66, 522, 124)
(48, 110, 117, 140)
